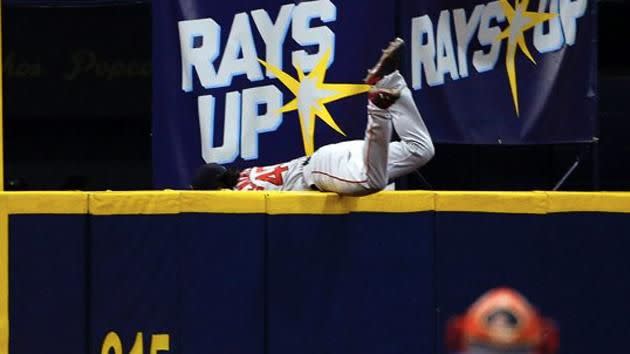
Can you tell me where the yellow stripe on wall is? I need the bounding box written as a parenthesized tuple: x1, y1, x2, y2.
(265, 191, 435, 215)
(547, 192, 630, 213)
(0, 196, 8, 354)
(352, 191, 434, 213)
(0, 191, 626, 216)
(89, 191, 181, 215)
(180, 191, 266, 213)
(435, 191, 548, 214)
(266, 191, 352, 215)
(7, 192, 88, 214)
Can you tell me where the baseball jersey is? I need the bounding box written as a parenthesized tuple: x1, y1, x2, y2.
(235, 156, 311, 191)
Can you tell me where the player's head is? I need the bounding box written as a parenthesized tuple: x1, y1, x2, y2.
(190, 163, 240, 190)
(446, 287, 558, 354)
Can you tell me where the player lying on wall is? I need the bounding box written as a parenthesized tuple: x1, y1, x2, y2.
(191, 38, 434, 196)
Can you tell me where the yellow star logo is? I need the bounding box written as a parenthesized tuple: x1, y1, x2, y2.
(497, 0, 556, 116)
(258, 49, 370, 155)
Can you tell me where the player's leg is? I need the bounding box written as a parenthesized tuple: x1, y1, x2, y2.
(360, 91, 397, 191)
(363, 38, 433, 184)
(376, 71, 434, 180)
(302, 88, 397, 195)
(304, 105, 394, 195)
(305, 38, 426, 195)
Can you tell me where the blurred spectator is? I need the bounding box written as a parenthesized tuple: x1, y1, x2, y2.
(446, 287, 559, 354)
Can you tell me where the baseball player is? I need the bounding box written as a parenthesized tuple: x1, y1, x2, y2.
(191, 38, 434, 195)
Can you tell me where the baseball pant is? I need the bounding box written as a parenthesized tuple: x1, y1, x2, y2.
(303, 71, 434, 195)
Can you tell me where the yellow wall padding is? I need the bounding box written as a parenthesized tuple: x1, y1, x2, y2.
(435, 191, 548, 214)
(180, 191, 267, 214)
(6, 192, 88, 214)
(265, 191, 435, 215)
(89, 191, 181, 215)
(0, 196, 7, 354)
(1, 191, 630, 215)
(546, 192, 630, 213)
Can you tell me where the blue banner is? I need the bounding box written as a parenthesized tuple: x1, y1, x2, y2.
(4, 0, 148, 6)
(152, 0, 596, 188)
(152, 0, 396, 188)
(399, 0, 597, 144)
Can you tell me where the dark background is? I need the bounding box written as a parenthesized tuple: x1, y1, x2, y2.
(2, 0, 628, 191)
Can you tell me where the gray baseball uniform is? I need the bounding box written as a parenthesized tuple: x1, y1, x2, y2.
(236, 71, 434, 194)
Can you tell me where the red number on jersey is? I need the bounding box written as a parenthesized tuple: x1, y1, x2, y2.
(255, 165, 289, 186)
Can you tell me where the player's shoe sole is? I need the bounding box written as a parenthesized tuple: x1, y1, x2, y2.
(364, 38, 405, 85)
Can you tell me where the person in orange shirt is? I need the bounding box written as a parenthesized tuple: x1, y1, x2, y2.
(446, 288, 559, 354)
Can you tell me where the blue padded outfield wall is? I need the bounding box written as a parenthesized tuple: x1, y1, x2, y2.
(1, 191, 629, 354)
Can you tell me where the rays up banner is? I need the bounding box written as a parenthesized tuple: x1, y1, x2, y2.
(152, 0, 596, 188)
(399, 0, 597, 144)
(152, 0, 395, 188)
